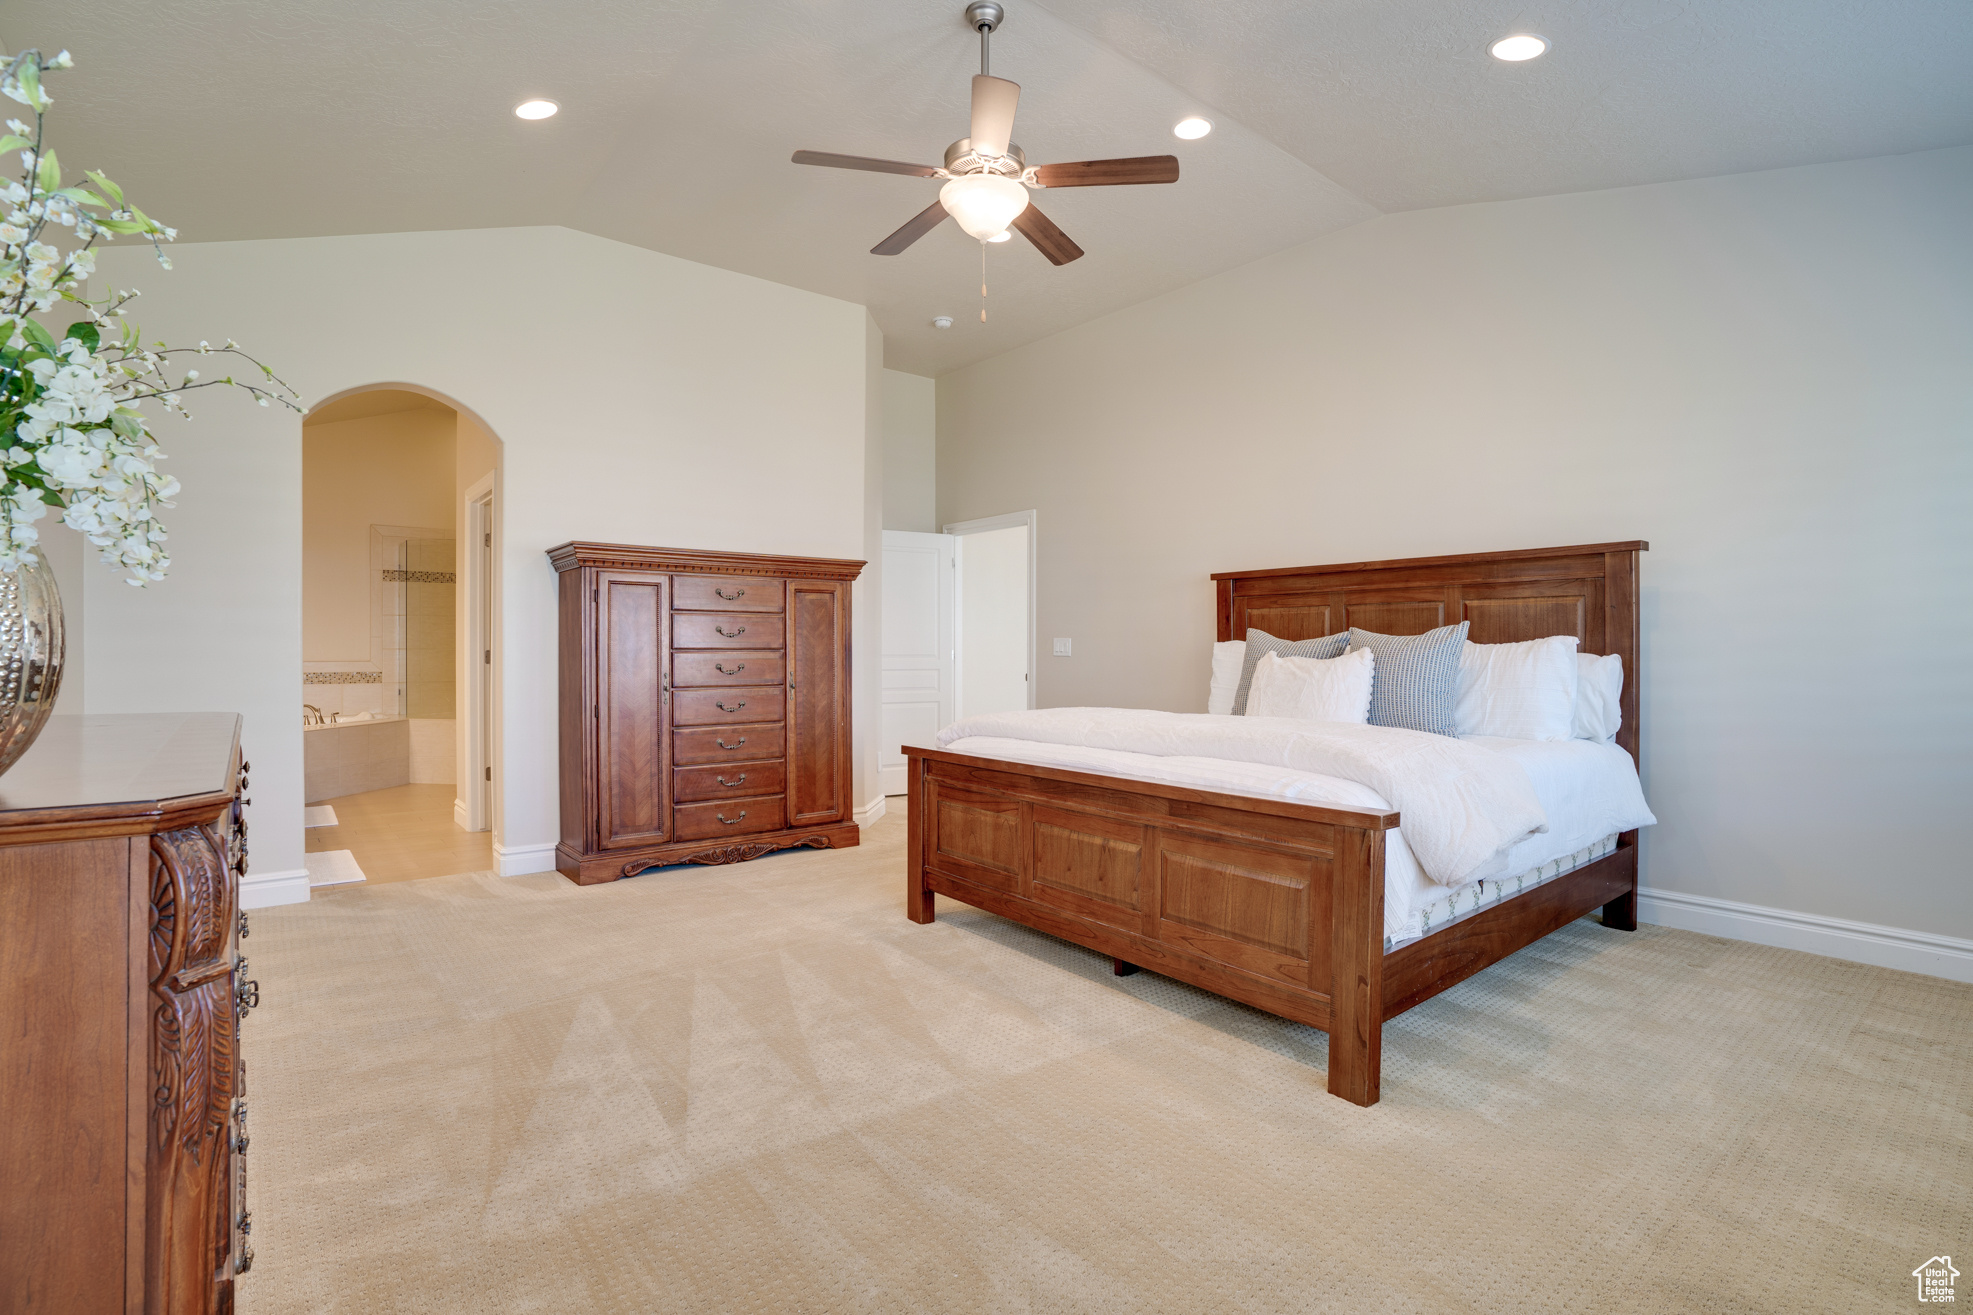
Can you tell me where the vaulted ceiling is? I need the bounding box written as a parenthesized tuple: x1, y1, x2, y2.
(6, 1, 1969, 375)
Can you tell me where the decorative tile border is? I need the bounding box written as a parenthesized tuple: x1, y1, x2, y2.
(382, 569, 457, 584)
(304, 671, 384, 685)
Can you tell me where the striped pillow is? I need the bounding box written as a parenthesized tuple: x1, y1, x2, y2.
(1233, 628, 1348, 715)
(1347, 622, 1470, 735)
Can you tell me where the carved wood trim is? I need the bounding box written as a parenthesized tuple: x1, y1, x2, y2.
(547, 541, 865, 581)
(663, 834, 833, 870)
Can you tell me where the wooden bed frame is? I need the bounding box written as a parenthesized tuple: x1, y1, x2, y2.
(904, 541, 1646, 1106)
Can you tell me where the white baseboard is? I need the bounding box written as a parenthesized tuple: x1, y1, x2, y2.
(240, 867, 311, 909)
(453, 798, 470, 832)
(1637, 886, 1973, 985)
(854, 794, 888, 827)
(495, 841, 558, 878)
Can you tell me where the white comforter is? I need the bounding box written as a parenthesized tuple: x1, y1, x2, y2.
(936, 708, 1549, 887)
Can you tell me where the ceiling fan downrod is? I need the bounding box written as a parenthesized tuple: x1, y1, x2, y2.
(967, 2, 1003, 76)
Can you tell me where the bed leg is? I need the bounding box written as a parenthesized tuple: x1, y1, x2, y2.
(1602, 888, 1637, 932)
(1112, 958, 1139, 977)
(906, 754, 934, 924)
(1328, 826, 1385, 1107)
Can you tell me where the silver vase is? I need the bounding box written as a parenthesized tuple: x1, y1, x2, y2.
(0, 548, 64, 777)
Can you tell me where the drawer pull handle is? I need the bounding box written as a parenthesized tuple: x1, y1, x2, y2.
(238, 1208, 252, 1236)
(715, 587, 745, 601)
(715, 662, 745, 675)
(236, 1130, 251, 1155)
(717, 774, 746, 787)
(714, 624, 746, 638)
(236, 1244, 253, 1275)
(715, 737, 746, 750)
(715, 700, 746, 713)
(236, 976, 260, 1015)
(718, 811, 747, 826)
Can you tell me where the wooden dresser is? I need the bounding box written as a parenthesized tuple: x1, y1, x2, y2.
(0, 713, 254, 1313)
(550, 542, 866, 884)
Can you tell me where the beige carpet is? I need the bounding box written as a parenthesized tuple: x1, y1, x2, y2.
(239, 813, 1971, 1313)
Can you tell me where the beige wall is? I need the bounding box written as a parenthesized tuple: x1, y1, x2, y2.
(939, 145, 1973, 942)
(881, 369, 937, 532)
(83, 225, 872, 888)
(302, 402, 455, 662)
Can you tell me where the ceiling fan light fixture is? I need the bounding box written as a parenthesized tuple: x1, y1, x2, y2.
(939, 172, 1029, 241)
(987, 230, 1012, 242)
(1173, 117, 1212, 140)
(1489, 34, 1548, 62)
(514, 99, 559, 119)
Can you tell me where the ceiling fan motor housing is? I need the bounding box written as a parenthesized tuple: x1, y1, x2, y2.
(944, 139, 1026, 178)
(966, 2, 1004, 33)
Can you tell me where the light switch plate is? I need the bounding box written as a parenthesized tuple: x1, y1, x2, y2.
(1052, 638, 1072, 656)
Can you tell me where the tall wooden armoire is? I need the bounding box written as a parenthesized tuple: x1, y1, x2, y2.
(549, 542, 865, 884)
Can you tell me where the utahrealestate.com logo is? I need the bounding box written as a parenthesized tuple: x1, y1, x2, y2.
(1915, 1256, 1960, 1303)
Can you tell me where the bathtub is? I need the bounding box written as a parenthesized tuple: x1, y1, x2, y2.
(303, 714, 409, 802)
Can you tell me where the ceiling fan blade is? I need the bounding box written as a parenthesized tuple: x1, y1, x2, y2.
(872, 200, 951, 255)
(1011, 202, 1083, 266)
(970, 75, 1021, 158)
(792, 150, 941, 178)
(1030, 156, 1180, 188)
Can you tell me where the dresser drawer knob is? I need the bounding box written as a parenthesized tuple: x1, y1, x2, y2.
(715, 700, 746, 713)
(718, 811, 747, 826)
(236, 1243, 253, 1275)
(714, 624, 746, 638)
(236, 1129, 251, 1155)
(715, 587, 745, 601)
(716, 774, 746, 787)
(715, 662, 745, 675)
(715, 737, 746, 750)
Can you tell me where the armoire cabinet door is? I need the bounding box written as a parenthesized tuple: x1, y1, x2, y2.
(597, 571, 670, 849)
(788, 581, 848, 826)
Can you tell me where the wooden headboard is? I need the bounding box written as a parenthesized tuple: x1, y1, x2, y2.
(1212, 541, 1647, 763)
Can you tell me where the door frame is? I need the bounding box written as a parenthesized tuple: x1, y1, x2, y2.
(462, 474, 497, 833)
(944, 510, 1037, 714)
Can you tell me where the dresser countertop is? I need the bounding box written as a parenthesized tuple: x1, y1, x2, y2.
(0, 713, 243, 816)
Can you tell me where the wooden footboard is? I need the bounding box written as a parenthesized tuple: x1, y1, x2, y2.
(904, 747, 1640, 1107)
(905, 746, 1399, 1104)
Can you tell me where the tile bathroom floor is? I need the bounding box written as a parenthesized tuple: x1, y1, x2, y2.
(303, 783, 493, 885)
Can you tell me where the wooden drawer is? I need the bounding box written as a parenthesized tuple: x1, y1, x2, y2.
(672, 686, 784, 727)
(675, 794, 787, 841)
(674, 723, 785, 766)
(674, 760, 787, 803)
(674, 612, 784, 650)
(674, 650, 785, 688)
(673, 575, 784, 613)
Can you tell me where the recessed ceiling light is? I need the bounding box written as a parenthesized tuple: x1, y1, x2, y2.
(1173, 117, 1213, 140)
(1489, 34, 1548, 62)
(514, 99, 559, 120)
(986, 230, 1012, 242)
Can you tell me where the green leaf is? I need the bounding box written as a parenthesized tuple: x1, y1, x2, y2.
(63, 321, 99, 351)
(16, 61, 44, 113)
(35, 148, 57, 194)
(0, 135, 29, 154)
(94, 218, 149, 234)
(85, 171, 124, 205)
(18, 319, 56, 354)
(53, 187, 108, 209)
(110, 410, 144, 441)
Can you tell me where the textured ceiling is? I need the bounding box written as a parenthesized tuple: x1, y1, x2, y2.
(3, 1, 1968, 376)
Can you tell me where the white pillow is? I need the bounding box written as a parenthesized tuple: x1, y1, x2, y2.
(1455, 636, 1580, 741)
(1245, 648, 1375, 724)
(1207, 640, 1244, 715)
(1573, 652, 1624, 742)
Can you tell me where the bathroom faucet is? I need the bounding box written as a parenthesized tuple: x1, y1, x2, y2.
(303, 704, 323, 726)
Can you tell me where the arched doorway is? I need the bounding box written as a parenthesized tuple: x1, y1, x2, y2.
(298, 384, 503, 886)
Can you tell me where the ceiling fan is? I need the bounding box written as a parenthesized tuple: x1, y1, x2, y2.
(791, 1, 1179, 269)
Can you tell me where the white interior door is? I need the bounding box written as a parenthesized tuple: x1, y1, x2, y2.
(950, 515, 1034, 719)
(880, 530, 955, 795)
